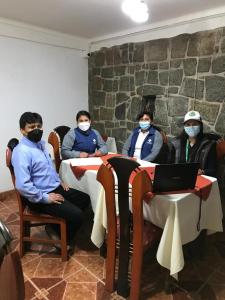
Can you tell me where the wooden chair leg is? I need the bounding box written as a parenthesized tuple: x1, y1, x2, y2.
(105, 239, 116, 293)
(19, 221, 25, 257)
(60, 221, 67, 261)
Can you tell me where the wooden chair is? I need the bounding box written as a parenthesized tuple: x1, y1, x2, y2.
(97, 156, 162, 300)
(48, 125, 70, 172)
(0, 251, 25, 300)
(6, 139, 68, 261)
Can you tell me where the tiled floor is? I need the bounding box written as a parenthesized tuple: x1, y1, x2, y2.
(1, 191, 225, 300)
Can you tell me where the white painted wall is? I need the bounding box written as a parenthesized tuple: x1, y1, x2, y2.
(0, 36, 88, 192)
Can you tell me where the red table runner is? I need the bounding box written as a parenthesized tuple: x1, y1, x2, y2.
(69, 155, 212, 202)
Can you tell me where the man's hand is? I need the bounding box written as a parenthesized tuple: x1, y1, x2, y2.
(61, 182, 69, 191)
(80, 152, 89, 158)
(48, 193, 64, 204)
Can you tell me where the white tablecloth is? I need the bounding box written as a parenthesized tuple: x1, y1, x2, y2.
(59, 158, 223, 278)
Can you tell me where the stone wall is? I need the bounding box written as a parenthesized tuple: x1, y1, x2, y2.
(88, 26, 225, 152)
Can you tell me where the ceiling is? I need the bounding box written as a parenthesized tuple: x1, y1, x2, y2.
(0, 0, 225, 39)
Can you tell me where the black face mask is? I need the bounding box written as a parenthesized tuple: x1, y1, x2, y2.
(27, 129, 43, 143)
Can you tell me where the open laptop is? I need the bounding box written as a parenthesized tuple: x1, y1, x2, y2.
(153, 163, 199, 193)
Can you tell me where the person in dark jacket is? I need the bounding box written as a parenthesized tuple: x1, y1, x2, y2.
(122, 111, 163, 161)
(61, 110, 108, 159)
(172, 110, 217, 177)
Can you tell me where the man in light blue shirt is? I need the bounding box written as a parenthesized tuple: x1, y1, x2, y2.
(12, 112, 90, 249)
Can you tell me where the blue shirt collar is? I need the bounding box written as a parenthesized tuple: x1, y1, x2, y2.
(21, 136, 45, 149)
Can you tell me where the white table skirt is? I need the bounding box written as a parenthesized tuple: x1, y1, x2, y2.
(59, 157, 223, 278)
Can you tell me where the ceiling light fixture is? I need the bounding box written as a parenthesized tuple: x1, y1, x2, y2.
(121, 0, 149, 23)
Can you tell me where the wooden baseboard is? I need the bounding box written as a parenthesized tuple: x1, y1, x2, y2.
(0, 190, 15, 201)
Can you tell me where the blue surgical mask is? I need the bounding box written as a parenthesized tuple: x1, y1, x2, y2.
(184, 126, 200, 137)
(139, 121, 151, 130)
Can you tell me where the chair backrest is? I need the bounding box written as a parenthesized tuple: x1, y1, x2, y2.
(97, 156, 153, 297)
(216, 139, 225, 161)
(152, 129, 173, 164)
(6, 139, 26, 214)
(48, 125, 70, 172)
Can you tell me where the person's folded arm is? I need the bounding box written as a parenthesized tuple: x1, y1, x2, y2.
(122, 133, 133, 156)
(12, 150, 50, 204)
(142, 130, 163, 161)
(61, 130, 80, 159)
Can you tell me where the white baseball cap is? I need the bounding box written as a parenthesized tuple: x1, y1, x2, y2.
(184, 111, 202, 124)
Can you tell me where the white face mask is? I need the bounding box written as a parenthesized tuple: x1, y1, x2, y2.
(78, 121, 90, 131)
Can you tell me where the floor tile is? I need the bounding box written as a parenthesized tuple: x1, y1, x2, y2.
(1, 192, 225, 300)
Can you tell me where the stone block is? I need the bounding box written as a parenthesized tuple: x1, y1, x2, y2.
(133, 43, 144, 62)
(119, 76, 134, 92)
(112, 128, 127, 142)
(113, 47, 121, 65)
(102, 67, 114, 78)
(198, 57, 211, 73)
(130, 97, 142, 121)
(115, 103, 126, 120)
(149, 63, 158, 70)
(92, 109, 100, 121)
(115, 66, 126, 76)
(221, 38, 225, 53)
(95, 52, 105, 66)
(171, 117, 184, 136)
(159, 62, 169, 69)
(144, 39, 168, 61)
(136, 85, 165, 96)
(195, 80, 204, 100)
(183, 58, 197, 76)
(168, 96, 189, 116)
(159, 71, 169, 86)
(215, 104, 225, 133)
(116, 93, 129, 104)
(106, 94, 115, 107)
(193, 100, 220, 122)
(120, 121, 126, 127)
(147, 71, 158, 84)
(92, 68, 101, 76)
(155, 99, 168, 115)
(127, 121, 136, 131)
(154, 113, 169, 126)
(170, 59, 182, 68)
(180, 78, 195, 98)
(205, 76, 225, 102)
(92, 91, 106, 106)
(100, 107, 114, 120)
(122, 49, 129, 64)
(188, 31, 216, 56)
(135, 71, 145, 86)
(168, 87, 178, 94)
(169, 69, 183, 86)
(129, 66, 135, 74)
(113, 80, 118, 92)
(103, 79, 113, 92)
(106, 49, 113, 65)
(93, 76, 103, 90)
(171, 34, 190, 58)
(212, 56, 225, 73)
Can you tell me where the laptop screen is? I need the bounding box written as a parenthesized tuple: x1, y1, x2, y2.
(153, 163, 199, 193)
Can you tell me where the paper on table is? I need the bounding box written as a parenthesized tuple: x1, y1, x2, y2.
(69, 157, 103, 166)
(137, 159, 156, 167)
